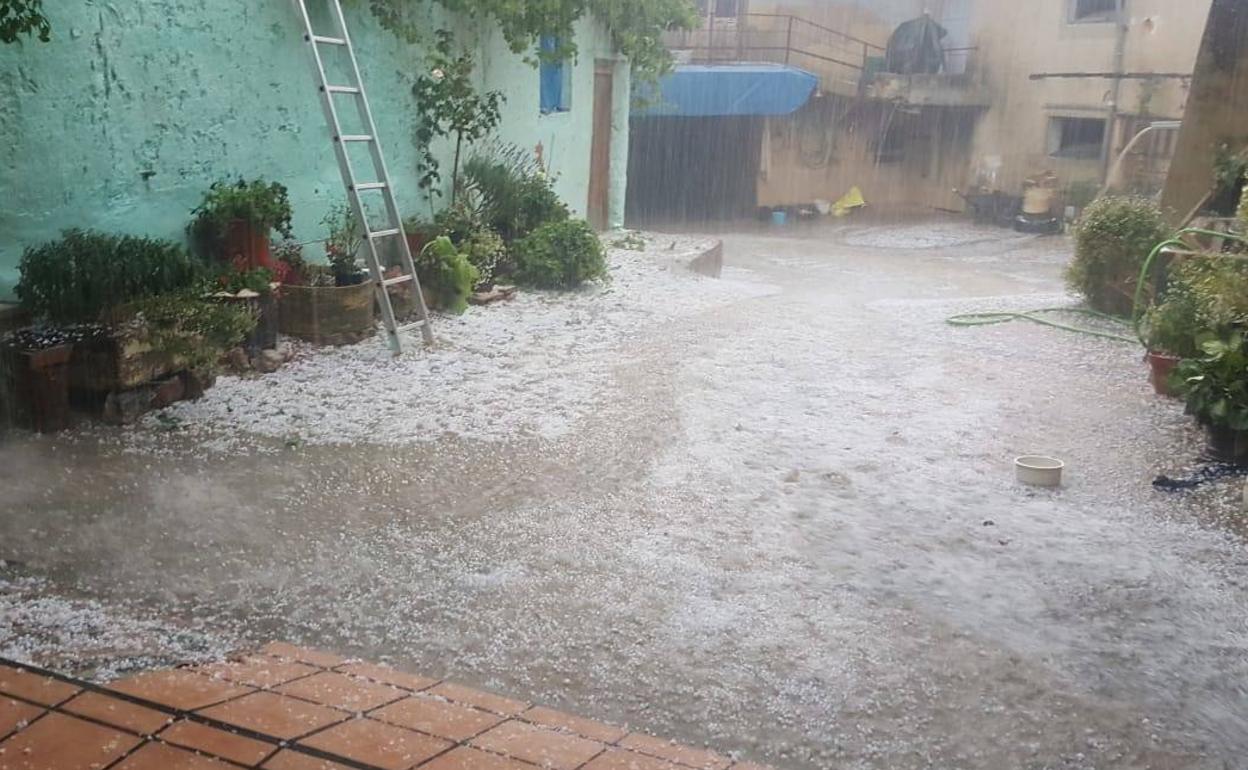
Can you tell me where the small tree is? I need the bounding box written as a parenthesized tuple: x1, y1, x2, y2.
(412, 29, 504, 203)
(1, 0, 51, 44)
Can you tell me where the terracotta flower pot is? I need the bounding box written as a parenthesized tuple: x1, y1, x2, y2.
(1146, 350, 1181, 397)
(223, 219, 273, 270)
(5, 343, 73, 433)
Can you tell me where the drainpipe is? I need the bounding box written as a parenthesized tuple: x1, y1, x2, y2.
(1100, 0, 1129, 182)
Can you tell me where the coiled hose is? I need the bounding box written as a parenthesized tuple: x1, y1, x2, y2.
(946, 226, 1248, 344)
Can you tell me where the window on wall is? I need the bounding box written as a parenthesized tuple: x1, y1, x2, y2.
(1069, 0, 1119, 23)
(713, 0, 739, 18)
(1048, 117, 1106, 159)
(540, 36, 572, 114)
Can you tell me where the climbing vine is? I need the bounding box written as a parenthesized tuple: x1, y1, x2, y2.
(0, 0, 51, 44)
(360, 0, 697, 83)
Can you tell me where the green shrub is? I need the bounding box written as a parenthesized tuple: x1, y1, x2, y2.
(17, 230, 205, 324)
(513, 220, 608, 290)
(1067, 196, 1170, 315)
(321, 202, 365, 284)
(1143, 276, 1203, 358)
(415, 236, 479, 313)
(462, 145, 569, 242)
(189, 179, 294, 249)
(459, 228, 507, 287)
(423, 200, 509, 286)
(1174, 332, 1248, 430)
(122, 292, 257, 374)
(1144, 256, 1248, 357)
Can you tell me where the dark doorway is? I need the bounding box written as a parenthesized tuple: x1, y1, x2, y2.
(626, 116, 764, 224)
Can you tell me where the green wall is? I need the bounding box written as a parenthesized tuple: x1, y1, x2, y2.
(0, 2, 629, 300)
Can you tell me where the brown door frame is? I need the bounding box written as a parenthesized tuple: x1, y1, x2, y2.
(588, 60, 615, 231)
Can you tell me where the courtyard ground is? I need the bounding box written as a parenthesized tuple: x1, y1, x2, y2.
(2, 218, 1247, 769)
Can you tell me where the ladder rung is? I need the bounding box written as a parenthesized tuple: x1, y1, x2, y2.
(324, 85, 361, 94)
(337, 134, 373, 143)
(310, 35, 346, 46)
(352, 182, 387, 192)
(397, 320, 428, 333)
(369, 228, 402, 239)
(382, 274, 415, 287)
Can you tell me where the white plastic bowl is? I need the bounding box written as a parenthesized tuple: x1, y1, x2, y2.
(1015, 456, 1064, 487)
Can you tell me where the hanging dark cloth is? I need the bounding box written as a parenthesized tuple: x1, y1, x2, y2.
(884, 15, 948, 75)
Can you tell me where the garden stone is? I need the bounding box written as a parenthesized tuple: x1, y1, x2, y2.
(180, 370, 216, 400)
(227, 347, 251, 372)
(102, 387, 156, 425)
(150, 375, 186, 409)
(255, 349, 284, 374)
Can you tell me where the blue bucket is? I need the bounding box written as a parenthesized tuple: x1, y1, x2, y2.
(770, 209, 787, 226)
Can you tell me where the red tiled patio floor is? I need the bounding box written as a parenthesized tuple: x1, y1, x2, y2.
(0, 644, 773, 770)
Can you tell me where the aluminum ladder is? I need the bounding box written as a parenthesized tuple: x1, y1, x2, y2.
(292, 0, 434, 353)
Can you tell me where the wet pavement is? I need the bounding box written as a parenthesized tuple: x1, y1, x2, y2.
(2, 218, 1247, 769)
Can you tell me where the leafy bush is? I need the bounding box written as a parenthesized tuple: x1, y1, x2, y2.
(415, 236, 479, 313)
(322, 202, 365, 285)
(189, 179, 294, 246)
(1175, 332, 1248, 430)
(217, 266, 275, 296)
(513, 220, 608, 290)
(459, 228, 507, 287)
(462, 145, 569, 242)
(121, 292, 257, 374)
(1143, 279, 1203, 358)
(1145, 256, 1248, 358)
(1, 0, 50, 43)
(1067, 196, 1170, 315)
(17, 230, 204, 324)
(425, 200, 508, 286)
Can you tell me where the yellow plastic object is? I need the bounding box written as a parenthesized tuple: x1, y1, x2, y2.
(832, 186, 866, 217)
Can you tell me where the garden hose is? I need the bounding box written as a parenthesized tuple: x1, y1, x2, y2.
(1131, 227, 1248, 345)
(946, 307, 1137, 343)
(946, 226, 1248, 345)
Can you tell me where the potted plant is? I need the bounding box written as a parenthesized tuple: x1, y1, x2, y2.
(276, 203, 377, 346)
(1, 327, 75, 433)
(1175, 332, 1248, 463)
(189, 179, 294, 270)
(414, 236, 479, 314)
(1141, 278, 1203, 397)
(214, 261, 279, 352)
(323, 202, 368, 287)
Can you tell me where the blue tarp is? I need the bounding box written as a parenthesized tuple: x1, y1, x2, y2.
(635, 63, 819, 118)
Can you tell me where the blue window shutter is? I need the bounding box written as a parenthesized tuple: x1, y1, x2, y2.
(540, 35, 563, 114)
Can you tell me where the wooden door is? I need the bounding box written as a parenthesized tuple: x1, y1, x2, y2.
(588, 62, 614, 230)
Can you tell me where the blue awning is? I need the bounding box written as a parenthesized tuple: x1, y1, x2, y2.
(635, 63, 819, 118)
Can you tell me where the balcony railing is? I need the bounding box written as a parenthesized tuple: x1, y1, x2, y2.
(664, 13, 887, 95)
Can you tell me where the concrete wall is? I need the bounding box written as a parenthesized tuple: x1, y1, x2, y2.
(0, 2, 627, 300)
(756, 99, 976, 211)
(964, 0, 1210, 195)
(1160, 0, 1248, 220)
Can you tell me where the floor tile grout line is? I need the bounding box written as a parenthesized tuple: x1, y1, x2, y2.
(187, 658, 329, 693)
(99, 735, 155, 770)
(0, 657, 390, 770)
(515, 706, 631, 747)
(0, 704, 53, 745)
(5, 658, 747, 770)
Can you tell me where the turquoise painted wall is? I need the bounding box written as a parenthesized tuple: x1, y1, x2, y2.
(0, 2, 629, 300)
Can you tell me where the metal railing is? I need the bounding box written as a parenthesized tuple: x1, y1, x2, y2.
(664, 13, 887, 91)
